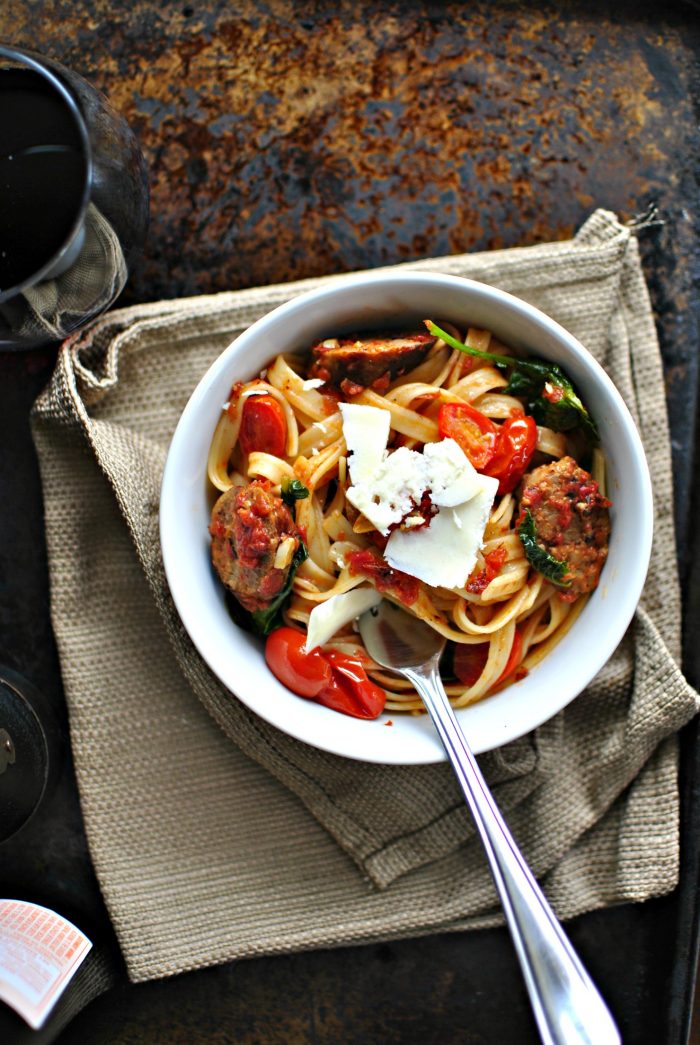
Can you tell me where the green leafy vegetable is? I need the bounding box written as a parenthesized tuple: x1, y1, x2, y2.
(250, 541, 308, 635)
(425, 320, 598, 441)
(517, 510, 571, 588)
(281, 477, 310, 508)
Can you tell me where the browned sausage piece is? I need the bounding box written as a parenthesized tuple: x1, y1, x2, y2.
(308, 330, 437, 395)
(519, 456, 611, 600)
(210, 479, 302, 614)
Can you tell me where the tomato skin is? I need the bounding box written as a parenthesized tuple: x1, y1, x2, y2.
(496, 628, 523, 685)
(265, 630, 385, 719)
(324, 650, 386, 719)
(438, 402, 497, 470)
(452, 628, 523, 690)
(316, 674, 385, 720)
(315, 676, 362, 716)
(466, 544, 508, 595)
(438, 406, 537, 493)
(347, 549, 419, 606)
(453, 642, 489, 687)
(239, 394, 287, 457)
(265, 627, 331, 698)
(483, 415, 537, 494)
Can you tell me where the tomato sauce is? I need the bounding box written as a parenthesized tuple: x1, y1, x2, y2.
(347, 549, 419, 606)
(466, 544, 508, 594)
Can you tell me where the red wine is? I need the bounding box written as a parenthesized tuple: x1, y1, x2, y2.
(0, 68, 88, 294)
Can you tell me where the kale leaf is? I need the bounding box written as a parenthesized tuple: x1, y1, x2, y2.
(249, 540, 308, 635)
(425, 320, 598, 441)
(281, 477, 310, 508)
(517, 509, 571, 588)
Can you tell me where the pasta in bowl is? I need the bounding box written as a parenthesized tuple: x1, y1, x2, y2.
(160, 272, 652, 764)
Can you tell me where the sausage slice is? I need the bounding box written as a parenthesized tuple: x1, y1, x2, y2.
(518, 456, 611, 599)
(210, 479, 302, 614)
(308, 330, 437, 395)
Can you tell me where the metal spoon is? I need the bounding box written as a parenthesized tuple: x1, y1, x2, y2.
(358, 600, 620, 1045)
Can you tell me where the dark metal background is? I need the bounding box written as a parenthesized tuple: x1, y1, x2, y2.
(0, 2, 698, 1043)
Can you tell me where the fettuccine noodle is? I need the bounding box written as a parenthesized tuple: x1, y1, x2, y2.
(208, 325, 597, 713)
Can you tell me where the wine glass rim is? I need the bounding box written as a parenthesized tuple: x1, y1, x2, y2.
(0, 43, 93, 304)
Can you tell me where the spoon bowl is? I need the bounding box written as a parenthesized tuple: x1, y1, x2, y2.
(359, 599, 446, 670)
(358, 600, 620, 1045)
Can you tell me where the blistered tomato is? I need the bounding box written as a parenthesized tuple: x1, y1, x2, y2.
(322, 650, 386, 719)
(239, 394, 287, 457)
(453, 628, 523, 689)
(265, 627, 330, 698)
(483, 415, 537, 494)
(265, 629, 386, 719)
(437, 402, 497, 470)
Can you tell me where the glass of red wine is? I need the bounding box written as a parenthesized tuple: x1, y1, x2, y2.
(0, 44, 149, 349)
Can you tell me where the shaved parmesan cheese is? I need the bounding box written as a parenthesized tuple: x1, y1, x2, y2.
(304, 587, 382, 652)
(339, 403, 391, 486)
(385, 477, 498, 589)
(422, 439, 484, 507)
(302, 378, 326, 391)
(338, 403, 499, 590)
(346, 445, 428, 533)
(341, 401, 482, 535)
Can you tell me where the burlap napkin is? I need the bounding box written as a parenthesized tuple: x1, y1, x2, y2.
(31, 209, 698, 983)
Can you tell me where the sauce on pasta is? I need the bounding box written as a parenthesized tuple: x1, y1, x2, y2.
(207, 322, 611, 718)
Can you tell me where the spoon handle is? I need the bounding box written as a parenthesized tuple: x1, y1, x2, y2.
(405, 658, 620, 1045)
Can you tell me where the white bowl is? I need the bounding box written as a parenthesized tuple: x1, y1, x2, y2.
(160, 272, 653, 764)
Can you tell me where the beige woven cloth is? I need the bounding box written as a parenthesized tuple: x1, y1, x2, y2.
(32, 209, 698, 983)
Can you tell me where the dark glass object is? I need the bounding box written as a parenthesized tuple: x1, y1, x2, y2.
(0, 44, 149, 349)
(0, 667, 63, 841)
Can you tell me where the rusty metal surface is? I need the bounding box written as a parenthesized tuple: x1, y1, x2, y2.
(2, 1, 696, 294)
(5, 0, 699, 532)
(0, 2, 699, 1043)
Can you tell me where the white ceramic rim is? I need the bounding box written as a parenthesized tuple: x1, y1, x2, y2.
(160, 271, 654, 764)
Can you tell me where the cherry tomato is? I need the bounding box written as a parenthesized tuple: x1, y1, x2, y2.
(453, 642, 489, 687)
(265, 627, 331, 698)
(453, 629, 523, 689)
(317, 675, 386, 720)
(437, 402, 497, 470)
(483, 415, 537, 494)
(239, 394, 287, 457)
(496, 628, 523, 685)
(265, 630, 386, 719)
(323, 650, 386, 719)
